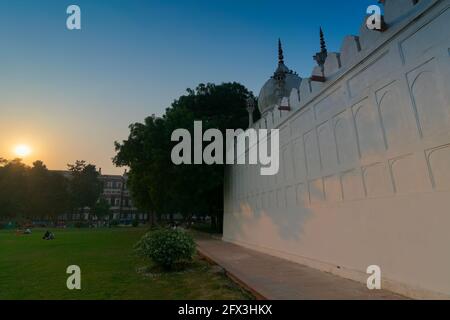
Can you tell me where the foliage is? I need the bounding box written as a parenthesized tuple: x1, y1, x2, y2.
(0, 159, 29, 219)
(114, 82, 257, 231)
(0, 158, 102, 222)
(135, 228, 196, 270)
(92, 197, 111, 219)
(132, 220, 139, 227)
(0, 159, 70, 221)
(67, 160, 103, 213)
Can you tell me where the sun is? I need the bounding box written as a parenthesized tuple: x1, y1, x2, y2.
(14, 144, 32, 158)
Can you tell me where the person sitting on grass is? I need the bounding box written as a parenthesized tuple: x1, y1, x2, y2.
(42, 230, 55, 240)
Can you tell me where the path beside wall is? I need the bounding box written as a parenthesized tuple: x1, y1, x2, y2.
(197, 236, 406, 300)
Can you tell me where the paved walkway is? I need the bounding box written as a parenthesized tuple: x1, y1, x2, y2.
(196, 236, 406, 300)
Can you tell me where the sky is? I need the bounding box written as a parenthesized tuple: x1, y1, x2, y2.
(0, 0, 375, 174)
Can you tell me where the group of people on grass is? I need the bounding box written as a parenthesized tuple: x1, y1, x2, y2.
(14, 228, 55, 240)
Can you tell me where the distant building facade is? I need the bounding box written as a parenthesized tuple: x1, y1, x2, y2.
(100, 173, 147, 222)
(54, 170, 147, 223)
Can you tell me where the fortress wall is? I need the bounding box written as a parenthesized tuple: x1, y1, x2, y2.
(223, 0, 450, 299)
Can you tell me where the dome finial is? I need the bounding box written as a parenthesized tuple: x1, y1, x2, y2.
(278, 38, 284, 65)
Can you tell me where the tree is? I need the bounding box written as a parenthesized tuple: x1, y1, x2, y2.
(67, 160, 103, 220)
(114, 82, 254, 232)
(0, 159, 29, 220)
(26, 161, 70, 222)
(0, 159, 71, 223)
(27, 161, 51, 220)
(46, 172, 70, 221)
(91, 197, 111, 222)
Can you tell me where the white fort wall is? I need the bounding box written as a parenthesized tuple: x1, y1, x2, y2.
(223, 0, 450, 299)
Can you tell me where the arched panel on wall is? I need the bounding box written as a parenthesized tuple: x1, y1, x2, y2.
(268, 190, 275, 209)
(291, 108, 314, 137)
(276, 188, 284, 208)
(252, 164, 258, 196)
(260, 192, 267, 209)
(390, 154, 429, 194)
(324, 175, 342, 202)
(333, 110, 358, 166)
(341, 169, 365, 201)
(353, 100, 385, 158)
(407, 60, 449, 137)
(285, 185, 296, 209)
(304, 130, 321, 177)
(309, 178, 325, 205)
(293, 138, 307, 181)
(377, 81, 414, 149)
(296, 183, 308, 207)
(427, 145, 450, 191)
(318, 121, 338, 171)
(363, 162, 392, 197)
(282, 146, 295, 185)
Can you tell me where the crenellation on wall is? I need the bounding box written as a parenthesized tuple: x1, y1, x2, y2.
(299, 78, 312, 100)
(289, 88, 301, 112)
(323, 52, 342, 78)
(340, 35, 362, 68)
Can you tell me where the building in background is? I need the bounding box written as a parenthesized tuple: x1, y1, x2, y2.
(53, 170, 147, 224)
(100, 172, 148, 223)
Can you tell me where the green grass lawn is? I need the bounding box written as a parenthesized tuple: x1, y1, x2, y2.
(0, 227, 252, 300)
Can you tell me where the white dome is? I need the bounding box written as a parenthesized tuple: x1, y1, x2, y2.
(258, 66, 302, 115)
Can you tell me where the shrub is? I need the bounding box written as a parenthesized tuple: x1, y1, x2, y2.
(135, 228, 196, 270)
(132, 220, 139, 228)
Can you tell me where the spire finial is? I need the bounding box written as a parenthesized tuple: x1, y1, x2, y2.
(319, 27, 327, 54)
(313, 27, 328, 69)
(278, 38, 284, 65)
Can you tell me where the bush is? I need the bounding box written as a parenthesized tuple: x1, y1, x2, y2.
(135, 228, 196, 270)
(132, 220, 139, 228)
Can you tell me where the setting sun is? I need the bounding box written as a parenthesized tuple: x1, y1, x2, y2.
(14, 144, 32, 158)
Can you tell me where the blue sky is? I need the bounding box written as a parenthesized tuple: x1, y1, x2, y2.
(0, 0, 375, 173)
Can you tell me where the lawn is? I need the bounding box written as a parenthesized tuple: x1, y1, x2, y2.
(0, 227, 252, 300)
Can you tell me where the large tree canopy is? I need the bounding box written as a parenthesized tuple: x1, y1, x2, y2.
(0, 159, 70, 222)
(67, 160, 103, 213)
(0, 159, 102, 223)
(114, 82, 257, 231)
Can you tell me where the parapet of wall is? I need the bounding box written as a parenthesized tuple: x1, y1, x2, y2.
(224, 0, 450, 299)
